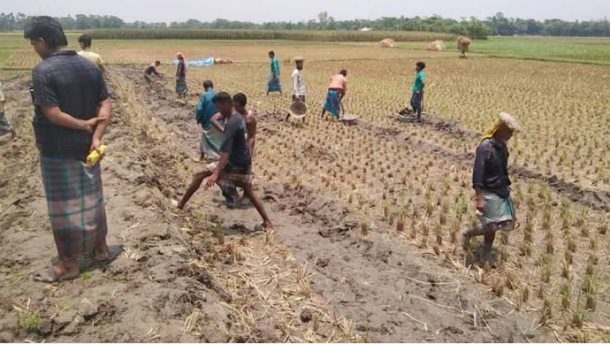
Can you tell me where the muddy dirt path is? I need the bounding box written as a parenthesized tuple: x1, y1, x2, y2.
(0, 72, 357, 343)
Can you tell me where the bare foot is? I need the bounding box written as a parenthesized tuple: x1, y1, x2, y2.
(33, 264, 79, 283)
(172, 199, 183, 210)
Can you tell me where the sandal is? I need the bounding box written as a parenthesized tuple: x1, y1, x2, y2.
(93, 245, 123, 263)
(33, 265, 79, 283)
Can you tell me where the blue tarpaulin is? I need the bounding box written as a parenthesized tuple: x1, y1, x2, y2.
(173, 57, 215, 66)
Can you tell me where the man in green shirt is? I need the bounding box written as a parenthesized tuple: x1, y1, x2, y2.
(410, 61, 426, 121)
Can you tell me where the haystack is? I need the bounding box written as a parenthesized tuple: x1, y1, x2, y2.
(427, 40, 446, 51)
(457, 36, 472, 51)
(379, 38, 395, 48)
(214, 57, 234, 65)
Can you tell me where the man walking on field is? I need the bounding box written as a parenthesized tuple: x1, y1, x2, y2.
(463, 112, 521, 265)
(457, 36, 472, 58)
(77, 34, 106, 74)
(410, 61, 426, 121)
(178, 92, 273, 230)
(190, 80, 238, 207)
(25, 17, 115, 282)
(267, 51, 282, 95)
(320, 69, 347, 120)
(291, 57, 306, 103)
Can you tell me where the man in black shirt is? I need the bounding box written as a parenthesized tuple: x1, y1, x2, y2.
(25, 16, 114, 282)
(463, 112, 520, 265)
(179, 92, 273, 230)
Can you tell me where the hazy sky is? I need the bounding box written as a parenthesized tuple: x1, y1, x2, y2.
(2, 0, 608, 23)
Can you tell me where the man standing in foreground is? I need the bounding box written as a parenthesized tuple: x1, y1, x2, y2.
(77, 34, 106, 74)
(0, 81, 16, 143)
(291, 57, 306, 103)
(410, 61, 426, 121)
(463, 112, 520, 265)
(25, 17, 113, 282)
(321, 69, 347, 120)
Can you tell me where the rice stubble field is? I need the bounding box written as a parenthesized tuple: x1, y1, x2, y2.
(0, 33, 610, 342)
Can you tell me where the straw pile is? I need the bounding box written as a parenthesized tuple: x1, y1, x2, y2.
(427, 40, 446, 51)
(457, 36, 472, 51)
(214, 57, 234, 64)
(379, 38, 395, 48)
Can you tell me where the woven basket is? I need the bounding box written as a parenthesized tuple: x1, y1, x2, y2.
(289, 101, 308, 118)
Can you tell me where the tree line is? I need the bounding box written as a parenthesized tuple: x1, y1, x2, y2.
(2, 12, 610, 38)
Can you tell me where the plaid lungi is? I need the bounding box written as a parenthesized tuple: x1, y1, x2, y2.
(176, 76, 188, 94)
(41, 156, 108, 260)
(479, 190, 516, 231)
(217, 164, 253, 188)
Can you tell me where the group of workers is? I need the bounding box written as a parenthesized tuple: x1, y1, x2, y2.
(267, 51, 426, 121)
(10, 15, 518, 283)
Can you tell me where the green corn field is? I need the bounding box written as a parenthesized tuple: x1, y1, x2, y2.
(88, 29, 456, 42)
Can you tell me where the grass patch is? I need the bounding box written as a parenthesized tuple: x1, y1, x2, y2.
(79, 271, 93, 281)
(18, 313, 42, 330)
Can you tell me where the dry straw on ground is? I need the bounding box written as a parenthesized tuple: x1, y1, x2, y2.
(379, 38, 396, 48)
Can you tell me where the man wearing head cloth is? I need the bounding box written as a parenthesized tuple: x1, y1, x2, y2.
(291, 57, 306, 103)
(463, 112, 521, 265)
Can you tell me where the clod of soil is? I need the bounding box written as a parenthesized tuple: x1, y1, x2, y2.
(300, 309, 313, 323)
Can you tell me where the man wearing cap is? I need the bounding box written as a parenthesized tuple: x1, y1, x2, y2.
(291, 57, 306, 103)
(463, 112, 521, 265)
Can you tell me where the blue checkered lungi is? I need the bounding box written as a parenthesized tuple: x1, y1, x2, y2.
(41, 156, 108, 260)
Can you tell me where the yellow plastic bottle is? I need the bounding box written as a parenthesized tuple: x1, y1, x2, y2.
(86, 145, 107, 166)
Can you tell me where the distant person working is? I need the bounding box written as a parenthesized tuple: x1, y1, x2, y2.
(144, 61, 164, 83)
(321, 70, 348, 120)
